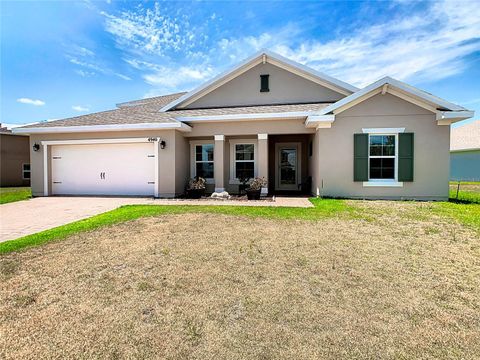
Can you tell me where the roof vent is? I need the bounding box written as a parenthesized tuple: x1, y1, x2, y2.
(260, 74, 269, 92)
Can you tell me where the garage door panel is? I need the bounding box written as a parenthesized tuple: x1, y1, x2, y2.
(51, 143, 155, 196)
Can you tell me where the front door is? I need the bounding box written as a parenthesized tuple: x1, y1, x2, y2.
(275, 143, 301, 191)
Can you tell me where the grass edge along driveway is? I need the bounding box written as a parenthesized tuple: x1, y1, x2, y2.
(0, 198, 358, 254)
(0, 187, 31, 205)
(1, 197, 479, 255)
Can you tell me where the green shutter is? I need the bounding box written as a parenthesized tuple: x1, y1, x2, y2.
(354, 134, 368, 181)
(398, 132, 414, 181)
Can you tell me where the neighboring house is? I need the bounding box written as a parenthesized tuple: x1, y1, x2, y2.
(0, 124, 31, 187)
(14, 50, 474, 200)
(450, 120, 480, 181)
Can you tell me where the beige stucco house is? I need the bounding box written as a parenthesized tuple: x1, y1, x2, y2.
(450, 120, 480, 181)
(14, 50, 474, 200)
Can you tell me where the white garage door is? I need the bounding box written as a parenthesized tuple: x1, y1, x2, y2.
(51, 143, 156, 196)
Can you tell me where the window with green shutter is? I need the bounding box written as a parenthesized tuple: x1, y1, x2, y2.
(398, 133, 414, 181)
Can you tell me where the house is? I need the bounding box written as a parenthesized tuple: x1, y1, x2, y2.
(13, 50, 474, 200)
(0, 124, 31, 187)
(450, 120, 480, 181)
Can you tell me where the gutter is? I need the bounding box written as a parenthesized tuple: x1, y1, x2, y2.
(12, 122, 192, 135)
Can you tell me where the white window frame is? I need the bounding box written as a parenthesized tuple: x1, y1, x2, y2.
(362, 128, 404, 187)
(229, 139, 258, 184)
(22, 163, 31, 180)
(190, 140, 214, 184)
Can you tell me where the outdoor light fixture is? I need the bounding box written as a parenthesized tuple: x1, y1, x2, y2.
(160, 140, 166, 149)
(32, 143, 40, 152)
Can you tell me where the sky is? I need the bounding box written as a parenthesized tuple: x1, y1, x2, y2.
(1, 0, 479, 127)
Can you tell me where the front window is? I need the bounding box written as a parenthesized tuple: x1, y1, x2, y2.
(235, 144, 255, 179)
(369, 135, 395, 180)
(195, 144, 214, 179)
(22, 163, 31, 179)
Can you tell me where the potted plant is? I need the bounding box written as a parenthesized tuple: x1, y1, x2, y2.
(245, 177, 267, 200)
(238, 175, 250, 195)
(186, 176, 206, 199)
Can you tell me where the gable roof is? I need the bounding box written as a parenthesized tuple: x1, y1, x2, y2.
(160, 49, 358, 111)
(319, 76, 470, 115)
(451, 120, 480, 151)
(13, 101, 330, 134)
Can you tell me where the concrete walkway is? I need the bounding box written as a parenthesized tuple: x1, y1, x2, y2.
(0, 196, 312, 242)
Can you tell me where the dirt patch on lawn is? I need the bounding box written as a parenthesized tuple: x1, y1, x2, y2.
(1, 205, 479, 359)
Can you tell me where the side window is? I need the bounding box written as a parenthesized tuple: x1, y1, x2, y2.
(22, 163, 31, 179)
(369, 135, 396, 179)
(234, 144, 255, 179)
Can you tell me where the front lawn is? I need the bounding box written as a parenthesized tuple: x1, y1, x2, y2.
(1, 201, 479, 359)
(0, 198, 360, 254)
(0, 187, 31, 205)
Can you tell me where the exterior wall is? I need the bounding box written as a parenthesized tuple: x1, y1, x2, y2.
(0, 134, 31, 187)
(450, 150, 480, 181)
(185, 119, 315, 137)
(29, 130, 188, 198)
(174, 131, 190, 194)
(184, 63, 345, 109)
(312, 93, 450, 200)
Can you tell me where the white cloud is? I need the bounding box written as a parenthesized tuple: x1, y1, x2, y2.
(75, 69, 95, 77)
(243, 1, 479, 87)
(69, 56, 130, 81)
(209, 0, 480, 87)
(115, 73, 132, 81)
(143, 65, 214, 88)
(17, 98, 45, 106)
(72, 105, 90, 112)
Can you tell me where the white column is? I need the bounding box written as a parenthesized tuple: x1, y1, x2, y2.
(257, 133, 268, 196)
(214, 135, 225, 192)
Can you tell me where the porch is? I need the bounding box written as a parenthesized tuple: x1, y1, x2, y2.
(189, 133, 314, 196)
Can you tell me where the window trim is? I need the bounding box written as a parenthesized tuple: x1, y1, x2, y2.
(362, 128, 404, 187)
(190, 140, 214, 184)
(22, 163, 31, 180)
(229, 139, 258, 184)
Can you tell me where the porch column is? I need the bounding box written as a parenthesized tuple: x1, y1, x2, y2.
(257, 133, 268, 196)
(214, 135, 225, 192)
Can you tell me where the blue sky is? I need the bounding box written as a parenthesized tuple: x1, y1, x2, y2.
(1, 0, 479, 127)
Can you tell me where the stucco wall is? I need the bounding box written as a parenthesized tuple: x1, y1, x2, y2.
(184, 63, 345, 109)
(174, 131, 190, 194)
(312, 93, 450, 200)
(0, 134, 30, 187)
(185, 119, 314, 137)
(450, 150, 480, 181)
(29, 130, 186, 198)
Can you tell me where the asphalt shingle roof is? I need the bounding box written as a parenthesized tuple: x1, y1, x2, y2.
(20, 92, 331, 129)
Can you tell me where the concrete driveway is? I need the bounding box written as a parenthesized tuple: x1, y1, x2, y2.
(0, 196, 312, 243)
(0, 197, 155, 242)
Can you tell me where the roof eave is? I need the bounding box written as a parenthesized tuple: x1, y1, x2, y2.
(12, 122, 192, 135)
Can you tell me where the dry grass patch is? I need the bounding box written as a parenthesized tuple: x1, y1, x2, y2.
(1, 206, 479, 359)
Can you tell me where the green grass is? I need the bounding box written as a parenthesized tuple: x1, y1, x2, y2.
(449, 181, 480, 204)
(1, 194, 478, 255)
(434, 202, 480, 232)
(0, 198, 360, 254)
(0, 187, 32, 204)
